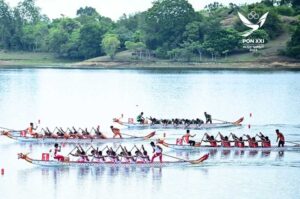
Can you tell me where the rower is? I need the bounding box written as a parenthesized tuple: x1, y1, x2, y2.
(106, 147, 119, 162)
(182, 130, 196, 146)
(230, 133, 239, 147)
(204, 112, 212, 124)
(27, 122, 39, 137)
(95, 126, 107, 139)
(204, 133, 217, 147)
(110, 126, 122, 138)
(89, 149, 105, 162)
(150, 141, 163, 163)
(136, 112, 145, 124)
(244, 135, 258, 148)
(218, 132, 231, 147)
(50, 143, 64, 161)
(257, 132, 271, 147)
(276, 129, 285, 147)
(237, 137, 245, 148)
(70, 145, 89, 162)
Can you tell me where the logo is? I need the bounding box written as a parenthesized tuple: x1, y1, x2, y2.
(238, 11, 269, 37)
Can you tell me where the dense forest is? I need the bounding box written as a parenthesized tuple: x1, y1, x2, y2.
(0, 0, 300, 61)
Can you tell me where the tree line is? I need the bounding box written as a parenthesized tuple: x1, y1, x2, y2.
(0, 0, 299, 60)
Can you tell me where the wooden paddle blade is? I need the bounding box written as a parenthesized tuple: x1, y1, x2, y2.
(190, 153, 209, 164)
(233, 117, 244, 125)
(157, 139, 169, 147)
(144, 131, 156, 139)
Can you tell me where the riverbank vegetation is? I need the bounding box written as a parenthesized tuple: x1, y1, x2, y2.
(0, 0, 299, 66)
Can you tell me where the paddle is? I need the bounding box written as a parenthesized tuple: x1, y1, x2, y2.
(162, 153, 209, 164)
(286, 141, 300, 146)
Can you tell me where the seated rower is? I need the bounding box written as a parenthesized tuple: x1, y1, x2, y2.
(204, 133, 218, 147)
(110, 126, 122, 138)
(45, 127, 58, 138)
(70, 146, 89, 162)
(120, 146, 135, 163)
(90, 149, 106, 162)
(150, 141, 163, 163)
(137, 112, 145, 124)
(257, 132, 271, 147)
(218, 132, 231, 147)
(94, 126, 107, 139)
(244, 135, 258, 148)
(27, 122, 40, 137)
(50, 143, 65, 161)
(58, 127, 70, 139)
(230, 133, 239, 147)
(237, 137, 245, 148)
(81, 128, 93, 139)
(106, 148, 120, 163)
(182, 130, 196, 146)
(41, 128, 51, 137)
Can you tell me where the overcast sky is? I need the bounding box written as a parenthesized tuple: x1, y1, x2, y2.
(6, 0, 260, 21)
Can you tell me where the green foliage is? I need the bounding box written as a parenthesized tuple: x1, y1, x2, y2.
(286, 24, 300, 58)
(202, 28, 242, 55)
(144, 0, 196, 51)
(276, 5, 295, 16)
(101, 34, 120, 59)
(247, 29, 270, 42)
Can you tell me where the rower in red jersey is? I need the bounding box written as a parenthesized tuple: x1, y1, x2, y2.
(204, 133, 217, 147)
(257, 132, 271, 147)
(244, 134, 258, 148)
(218, 132, 231, 147)
(276, 129, 285, 147)
(230, 133, 245, 148)
(182, 130, 196, 146)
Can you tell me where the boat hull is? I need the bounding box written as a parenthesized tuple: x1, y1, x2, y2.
(165, 144, 300, 151)
(2, 131, 155, 144)
(121, 122, 238, 130)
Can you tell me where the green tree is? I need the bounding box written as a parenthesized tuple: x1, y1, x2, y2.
(101, 34, 120, 60)
(144, 0, 196, 53)
(202, 28, 242, 58)
(286, 24, 300, 58)
(0, 0, 14, 49)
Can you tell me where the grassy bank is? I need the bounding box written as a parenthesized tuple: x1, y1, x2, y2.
(0, 50, 299, 69)
(0, 51, 76, 67)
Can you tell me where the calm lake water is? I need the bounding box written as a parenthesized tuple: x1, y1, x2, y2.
(1, 68, 300, 199)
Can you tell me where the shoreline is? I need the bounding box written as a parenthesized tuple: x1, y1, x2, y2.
(1, 60, 300, 70)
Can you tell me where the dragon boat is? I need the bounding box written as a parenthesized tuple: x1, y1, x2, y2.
(17, 153, 209, 168)
(113, 117, 244, 130)
(0, 131, 155, 144)
(158, 140, 300, 152)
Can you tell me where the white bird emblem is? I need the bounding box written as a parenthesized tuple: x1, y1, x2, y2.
(238, 12, 269, 37)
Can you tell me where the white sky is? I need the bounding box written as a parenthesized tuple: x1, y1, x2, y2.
(6, 0, 260, 21)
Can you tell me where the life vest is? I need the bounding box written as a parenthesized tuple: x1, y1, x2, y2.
(262, 140, 271, 147)
(210, 140, 217, 147)
(249, 141, 258, 148)
(222, 140, 231, 147)
(237, 141, 244, 148)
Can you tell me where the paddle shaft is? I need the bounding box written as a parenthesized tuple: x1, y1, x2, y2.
(162, 153, 192, 163)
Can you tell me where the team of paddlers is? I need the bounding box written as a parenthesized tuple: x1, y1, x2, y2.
(175, 129, 285, 148)
(50, 142, 163, 163)
(24, 122, 122, 139)
(135, 112, 212, 125)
